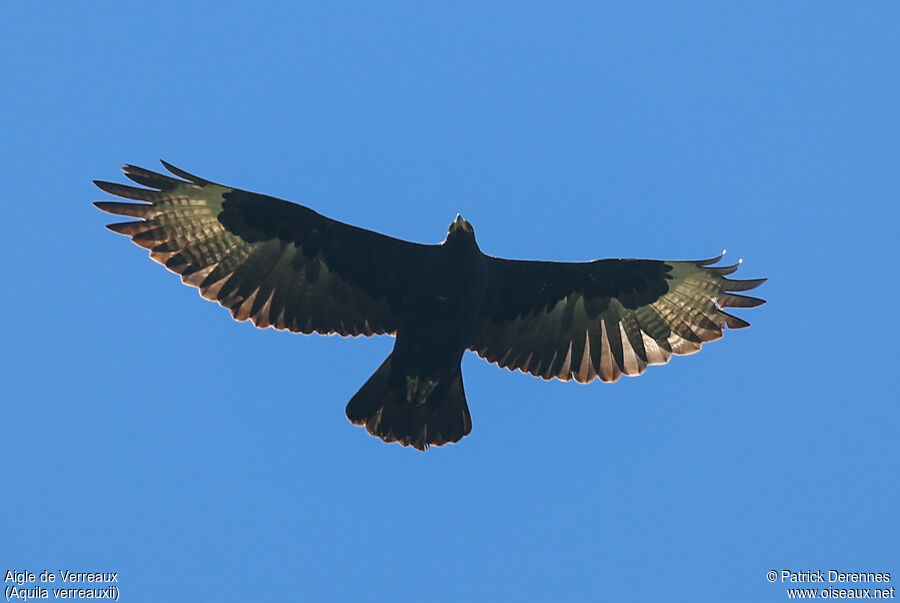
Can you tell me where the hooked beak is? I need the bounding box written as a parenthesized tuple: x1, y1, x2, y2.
(451, 213, 472, 233)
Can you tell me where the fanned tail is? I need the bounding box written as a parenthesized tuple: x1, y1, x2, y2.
(345, 355, 472, 451)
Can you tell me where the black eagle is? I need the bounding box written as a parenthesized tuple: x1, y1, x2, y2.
(94, 162, 766, 450)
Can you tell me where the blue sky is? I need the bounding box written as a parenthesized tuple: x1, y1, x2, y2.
(2, 2, 897, 601)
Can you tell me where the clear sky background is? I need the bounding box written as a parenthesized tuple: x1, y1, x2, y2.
(2, 2, 897, 601)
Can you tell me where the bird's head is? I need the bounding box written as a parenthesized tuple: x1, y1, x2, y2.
(444, 213, 476, 248)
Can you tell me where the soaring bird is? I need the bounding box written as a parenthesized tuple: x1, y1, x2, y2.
(94, 162, 766, 451)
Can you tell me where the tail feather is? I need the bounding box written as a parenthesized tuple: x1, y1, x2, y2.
(345, 355, 472, 450)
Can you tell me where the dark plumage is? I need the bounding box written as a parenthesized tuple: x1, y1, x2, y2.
(94, 162, 766, 450)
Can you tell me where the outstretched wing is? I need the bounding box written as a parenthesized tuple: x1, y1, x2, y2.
(471, 254, 765, 383)
(95, 162, 432, 336)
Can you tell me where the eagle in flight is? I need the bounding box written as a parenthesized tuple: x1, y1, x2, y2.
(95, 162, 766, 451)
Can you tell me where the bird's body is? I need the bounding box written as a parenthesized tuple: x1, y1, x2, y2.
(397, 219, 485, 367)
(396, 219, 486, 382)
(95, 162, 766, 450)
(345, 217, 488, 447)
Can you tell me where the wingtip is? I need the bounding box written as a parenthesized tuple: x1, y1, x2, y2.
(722, 276, 768, 292)
(94, 200, 154, 218)
(696, 250, 726, 266)
(159, 159, 182, 177)
(723, 311, 752, 329)
(93, 180, 119, 194)
(710, 262, 741, 276)
(159, 159, 209, 184)
(104, 221, 143, 235)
